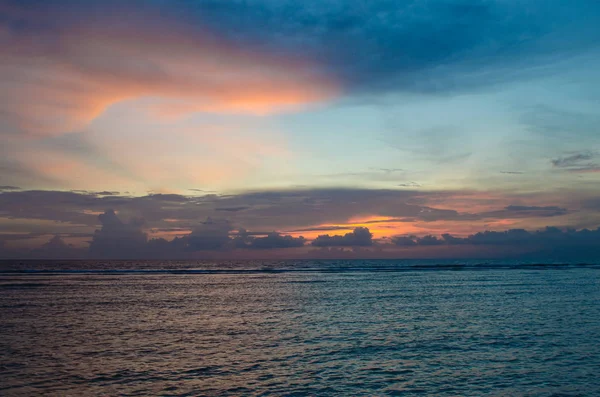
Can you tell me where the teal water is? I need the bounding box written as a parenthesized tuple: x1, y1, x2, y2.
(1, 260, 599, 396)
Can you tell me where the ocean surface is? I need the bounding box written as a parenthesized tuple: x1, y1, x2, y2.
(1, 260, 600, 396)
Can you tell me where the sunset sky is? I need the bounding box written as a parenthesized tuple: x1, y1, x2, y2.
(1, 0, 600, 259)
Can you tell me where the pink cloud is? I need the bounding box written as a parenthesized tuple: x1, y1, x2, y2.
(0, 3, 340, 136)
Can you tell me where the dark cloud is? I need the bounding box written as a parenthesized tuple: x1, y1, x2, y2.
(417, 207, 479, 222)
(0, 188, 581, 238)
(1, 200, 599, 259)
(506, 205, 564, 212)
(500, 171, 524, 175)
(549, 151, 600, 174)
(0, 188, 593, 259)
(312, 227, 373, 247)
(362, 218, 408, 225)
(191, 0, 600, 94)
(245, 233, 306, 249)
(481, 205, 568, 219)
(31, 235, 84, 258)
(66, 210, 308, 257)
(552, 152, 597, 168)
(0, 186, 21, 191)
(393, 227, 600, 259)
(289, 226, 350, 233)
(441, 234, 467, 245)
(89, 210, 148, 258)
(185, 218, 232, 251)
(391, 236, 418, 247)
(215, 206, 250, 212)
(416, 235, 444, 246)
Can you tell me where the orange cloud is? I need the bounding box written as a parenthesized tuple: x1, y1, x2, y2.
(0, 4, 340, 136)
(286, 216, 420, 240)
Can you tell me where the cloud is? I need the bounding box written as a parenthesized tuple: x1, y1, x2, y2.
(378, 168, 404, 174)
(3, 0, 599, 138)
(89, 210, 148, 258)
(397, 182, 422, 188)
(31, 235, 84, 258)
(0, 186, 20, 191)
(0, 191, 598, 259)
(185, 218, 232, 251)
(550, 151, 600, 174)
(392, 227, 600, 259)
(288, 226, 350, 233)
(0, 187, 582, 237)
(391, 236, 417, 247)
(0, 186, 596, 259)
(552, 152, 596, 168)
(0, 1, 338, 136)
(180, 0, 600, 95)
(64, 209, 309, 256)
(215, 206, 250, 213)
(481, 205, 568, 219)
(415, 235, 444, 246)
(189, 189, 218, 194)
(312, 227, 373, 247)
(245, 233, 306, 249)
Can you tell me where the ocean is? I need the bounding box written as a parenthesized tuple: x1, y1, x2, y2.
(1, 260, 599, 396)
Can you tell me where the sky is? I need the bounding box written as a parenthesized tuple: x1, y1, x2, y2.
(1, 0, 600, 259)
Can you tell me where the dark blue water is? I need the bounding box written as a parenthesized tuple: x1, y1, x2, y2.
(1, 260, 599, 396)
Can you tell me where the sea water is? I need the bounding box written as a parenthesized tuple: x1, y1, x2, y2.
(1, 260, 599, 396)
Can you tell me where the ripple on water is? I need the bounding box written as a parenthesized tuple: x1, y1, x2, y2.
(0, 264, 599, 396)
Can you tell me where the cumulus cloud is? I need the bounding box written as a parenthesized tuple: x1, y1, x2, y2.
(245, 233, 306, 249)
(89, 210, 148, 258)
(312, 227, 373, 247)
(185, 218, 232, 251)
(392, 236, 418, 247)
(31, 235, 84, 258)
(416, 235, 444, 246)
(0, 188, 583, 238)
(392, 227, 600, 259)
(0, 187, 597, 259)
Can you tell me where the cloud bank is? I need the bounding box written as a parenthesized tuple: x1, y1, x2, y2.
(0, 187, 598, 259)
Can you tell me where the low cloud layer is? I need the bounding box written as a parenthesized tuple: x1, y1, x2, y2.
(0, 187, 598, 259)
(312, 227, 373, 247)
(89, 210, 148, 258)
(392, 228, 600, 259)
